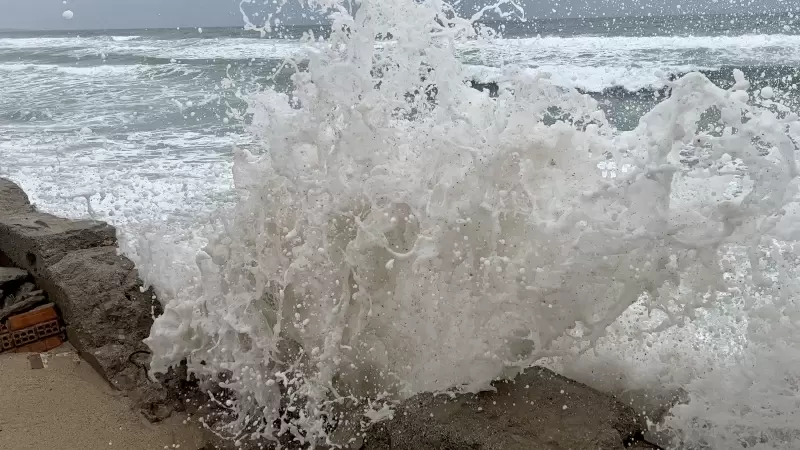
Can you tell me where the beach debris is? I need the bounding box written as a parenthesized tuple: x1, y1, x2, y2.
(28, 354, 44, 369)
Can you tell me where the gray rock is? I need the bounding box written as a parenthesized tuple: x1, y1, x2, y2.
(14, 282, 37, 298)
(0, 211, 117, 274)
(0, 268, 32, 309)
(3, 282, 38, 309)
(5, 289, 45, 307)
(361, 367, 649, 450)
(0, 178, 35, 216)
(0, 178, 116, 275)
(0, 266, 28, 288)
(20, 288, 43, 297)
(0, 296, 49, 323)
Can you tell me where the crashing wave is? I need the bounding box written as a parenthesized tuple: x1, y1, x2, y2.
(139, 0, 800, 448)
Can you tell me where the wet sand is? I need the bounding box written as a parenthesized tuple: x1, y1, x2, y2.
(0, 344, 205, 450)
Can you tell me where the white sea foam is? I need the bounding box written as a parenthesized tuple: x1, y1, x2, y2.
(457, 33, 800, 66)
(0, 63, 141, 76)
(110, 35, 141, 41)
(0, 59, 680, 93)
(4, 30, 800, 68)
(0, 36, 320, 61)
(3, 30, 798, 98)
(127, 1, 800, 449)
(464, 63, 708, 92)
(0, 130, 241, 257)
(0, 36, 127, 49)
(458, 33, 800, 92)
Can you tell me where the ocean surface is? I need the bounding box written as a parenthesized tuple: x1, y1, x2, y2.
(1, 13, 799, 244)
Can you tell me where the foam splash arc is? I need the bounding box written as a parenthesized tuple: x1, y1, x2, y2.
(143, 0, 800, 446)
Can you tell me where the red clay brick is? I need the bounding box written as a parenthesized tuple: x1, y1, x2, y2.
(14, 336, 63, 353)
(8, 304, 58, 331)
(15, 343, 38, 353)
(34, 319, 61, 338)
(13, 344, 29, 353)
(27, 340, 46, 353)
(11, 327, 38, 347)
(1, 331, 13, 351)
(42, 335, 63, 351)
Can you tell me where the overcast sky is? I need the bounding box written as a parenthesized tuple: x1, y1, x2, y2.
(0, 0, 796, 31)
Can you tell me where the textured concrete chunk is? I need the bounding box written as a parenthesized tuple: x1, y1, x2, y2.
(0, 178, 35, 215)
(0, 212, 117, 272)
(362, 367, 649, 450)
(0, 177, 170, 419)
(42, 245, 164, 407)
(46, 246, 154, 348)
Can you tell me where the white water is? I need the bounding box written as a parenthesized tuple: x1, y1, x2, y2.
(41, 1, 798, 448)
(4, 31, 800, 93)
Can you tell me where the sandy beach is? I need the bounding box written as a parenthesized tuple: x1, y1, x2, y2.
(0, 344, 205, 450)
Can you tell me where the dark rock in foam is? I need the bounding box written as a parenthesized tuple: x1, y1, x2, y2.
(361, 366, 654, 450)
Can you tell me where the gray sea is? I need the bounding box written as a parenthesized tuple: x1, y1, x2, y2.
(1, 13, 799, 240)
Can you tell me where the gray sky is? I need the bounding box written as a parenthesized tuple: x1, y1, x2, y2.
(0, 0, 796, 31)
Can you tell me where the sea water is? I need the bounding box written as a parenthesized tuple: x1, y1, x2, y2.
(3, 5, 800, 449)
